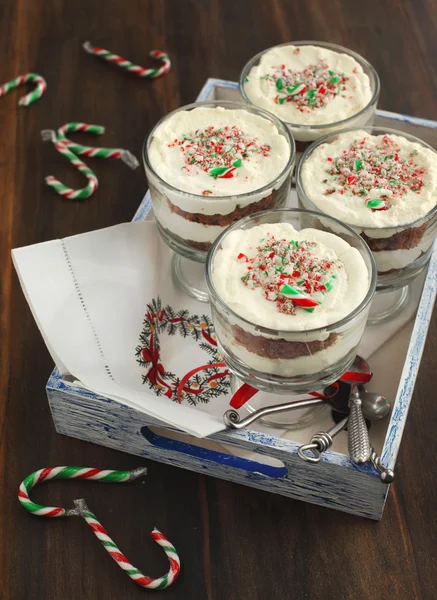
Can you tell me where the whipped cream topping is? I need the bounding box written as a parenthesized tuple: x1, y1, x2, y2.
(301, 130, 437, 228)
(212, 222, 369, 331)
(244, 45, 372, 125)
(148, 107, 290, 196)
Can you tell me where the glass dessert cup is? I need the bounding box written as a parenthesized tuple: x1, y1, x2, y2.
(206, 208, 377, 428)
(143, 100, 295, 302)
(239, 40, 380, 150)
(296, 126, 437, 324)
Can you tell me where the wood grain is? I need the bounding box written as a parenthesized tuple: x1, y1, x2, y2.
(1, 1, 436, 598)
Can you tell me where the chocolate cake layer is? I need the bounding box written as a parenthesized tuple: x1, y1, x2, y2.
(361, 222, 427, 251)
(233, 324, 338, 359)
(185, 239, 212, 252)
(309, 215, 428, 266)
(167, 192, 277, 227)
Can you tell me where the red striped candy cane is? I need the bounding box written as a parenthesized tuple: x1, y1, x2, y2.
(52, 122, 139, 169)
(83, 42, 171, 78)
(75, 499, 180, 590)
(18, 466, 181, 590)
(42, 130, 99, 199)
(0, 73, 47, 106)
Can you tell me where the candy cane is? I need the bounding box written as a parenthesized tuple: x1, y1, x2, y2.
(42, 130, 98, 200)
(286, 83, 307, 96)
(366, 198, 387, 210)
(49, 122, 139, 169)
(75, 500, 180, 590)
(0, 73, 47, 106)
(83, 42, 171, 79)
(209, 166, 237, 179)
(280, 284, 319, 311)
(18, 466, 181, 590)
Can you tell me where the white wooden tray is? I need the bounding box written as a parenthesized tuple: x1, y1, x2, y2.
(46, 79, 437, 520)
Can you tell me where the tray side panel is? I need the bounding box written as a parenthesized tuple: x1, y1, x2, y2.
(47, 383, 387, 520)
(383, 244, 437, 468)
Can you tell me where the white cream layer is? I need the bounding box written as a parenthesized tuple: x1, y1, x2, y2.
(244, 45, 372, 126)
(301, 130, 437, 229)
(154, 200, 224, 244)
(212, 222, 369, 332)
(374, 238, 434, 272)
(148, 106, 290, 202)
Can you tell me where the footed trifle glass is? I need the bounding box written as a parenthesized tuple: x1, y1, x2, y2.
(206, 208, 377, 428)
(296, 126, 437, 324)
(143, 100, 295, 302)
(239, 41, 380, 151)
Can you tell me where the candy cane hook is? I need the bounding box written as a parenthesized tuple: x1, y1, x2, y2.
(53, 122, 139, 169)
(0, 73, 47, 106)
(83, 41, 171, 79)
(41, 130, 99, 200)
(18, 466, 181, 590)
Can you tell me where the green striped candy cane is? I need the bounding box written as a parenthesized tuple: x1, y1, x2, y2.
(83, 41, 171, 78)
(47, 122, 139, 169)
(42, 130, 99, 200)
(0, 73, 47, 106)
(18, 466, 181, 590)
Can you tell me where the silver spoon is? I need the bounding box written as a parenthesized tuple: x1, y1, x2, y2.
(357, 388, 391, 420)
(340, 356, 373, 464)
(355, 388, 394, 482)
(297, 392, 391, 463)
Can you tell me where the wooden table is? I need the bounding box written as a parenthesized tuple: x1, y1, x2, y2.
(1, 1, 436, 598)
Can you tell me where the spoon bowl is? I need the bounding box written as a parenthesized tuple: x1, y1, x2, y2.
(358, 389, 391, 420)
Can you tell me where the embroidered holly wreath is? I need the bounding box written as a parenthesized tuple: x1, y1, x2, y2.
(135, 297, 230, 406)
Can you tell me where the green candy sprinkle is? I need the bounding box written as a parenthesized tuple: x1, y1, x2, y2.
(366, 199, 386, 209)
(209, 166, 229, 177)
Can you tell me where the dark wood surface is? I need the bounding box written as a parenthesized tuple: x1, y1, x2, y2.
(1, 1, 437, 598)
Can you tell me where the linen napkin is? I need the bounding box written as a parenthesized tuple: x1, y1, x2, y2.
(12, 221, 231, 438)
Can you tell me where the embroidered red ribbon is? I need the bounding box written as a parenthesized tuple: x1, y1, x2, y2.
(142, 333, 173, 398)
(176, 362, 227, 404)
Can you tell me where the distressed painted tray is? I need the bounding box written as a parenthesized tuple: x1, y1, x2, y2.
(47, 79, 437, 520)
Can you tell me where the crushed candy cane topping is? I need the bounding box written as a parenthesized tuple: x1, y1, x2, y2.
(238, 233, 343, 315)
(264, 59, 349, 113)
(168, 125, 271, 179)
(322, 134, 426, 211)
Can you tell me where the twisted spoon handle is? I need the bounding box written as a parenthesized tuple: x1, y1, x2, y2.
(298, 417, 349, 463)
(348, 389, 371, 463)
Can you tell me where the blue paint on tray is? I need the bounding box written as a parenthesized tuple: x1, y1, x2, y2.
(140, 426, 287, 478)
